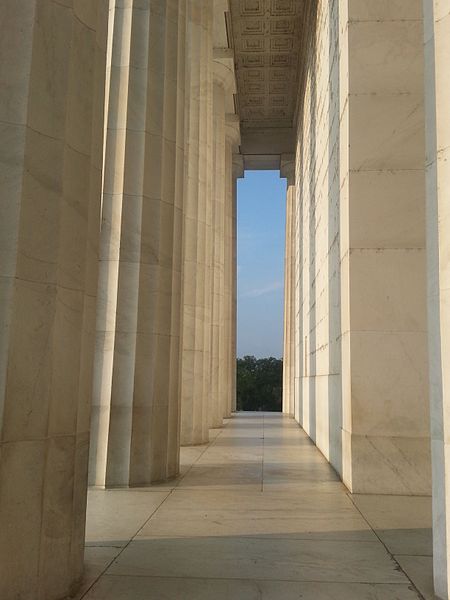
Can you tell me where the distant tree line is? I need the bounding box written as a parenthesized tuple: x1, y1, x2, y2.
(236, 355, 282, 412)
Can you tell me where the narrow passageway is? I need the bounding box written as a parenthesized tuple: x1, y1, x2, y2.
(78, 414, 432, 599)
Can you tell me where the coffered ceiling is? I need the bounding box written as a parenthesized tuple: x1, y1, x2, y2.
(229, 0, 303, 131)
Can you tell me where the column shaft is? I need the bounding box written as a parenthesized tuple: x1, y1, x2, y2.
(283, 184, 292, 413)
(180, 0, 213, 446)
(210, 79, 226, 427)
(424, 1, 450, 597)
(231, 155, 244, 412)
(0, 2, 108, 598)
(90, 0, 187, 487)
(293, 179, 301, 423)
(202, 32, 214, 431)
(223, 120, 240, 418)
(281, 159, 296, 416)
(90, 0, 133, 487)
(223, 137, 233, 418)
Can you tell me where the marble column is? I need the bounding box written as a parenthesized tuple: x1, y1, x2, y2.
(231, 155, 244, 412)
(210, 59, 235, 426)
(0, 2, 108, 599)
(423, 1, 450, 597)
(292, 157, 302, 425)
(89, 0, 132, 487)
(338, 0, 429, 494)
(180, 0, 213, 446)
(202, 24, 215, 432)
(224, 117, 240, 418)
(89, 0, 187, 487)
(282, 177, 292, 414)
(223, 131, 232, 419)
(210, 70, 226, 427)
(281, 157, 296, 416)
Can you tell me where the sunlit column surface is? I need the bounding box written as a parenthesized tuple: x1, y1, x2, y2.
(210, 58, 235, 426)
(0, 2, 108, 598)
(180, 0, 214, 446)
(423, 1, 450, 597)
(281, 157, 296, 416)
(89, 0, 187, 487)
(282, 176, 292, 414)
(224, 116, 241, 417)
(210, 68, 226, 427)
(90, 0, 132, 487)
(232, 155, 244, 412)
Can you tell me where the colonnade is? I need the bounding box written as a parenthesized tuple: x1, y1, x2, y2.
(3, 0, 450, 599)
(87, 0, 238, 484)
(0, 1, 238, 598)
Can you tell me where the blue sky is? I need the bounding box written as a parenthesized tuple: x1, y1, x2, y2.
(237, 170, 286, 359)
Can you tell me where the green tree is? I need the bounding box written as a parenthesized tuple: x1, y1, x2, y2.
(236, 356, 283, 411)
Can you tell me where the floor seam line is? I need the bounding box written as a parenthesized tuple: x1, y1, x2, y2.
(346, 492, 427, 600)
(79, 424, 230, 597)
(79, 491, 172, 599)
(98, 572, 421, 585)
(172, 422, 228, 489)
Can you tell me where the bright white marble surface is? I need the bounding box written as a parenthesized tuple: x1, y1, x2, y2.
(180, 1, 214, 446)
(293, 0, 430, 497)
(89, 0, 187, 488)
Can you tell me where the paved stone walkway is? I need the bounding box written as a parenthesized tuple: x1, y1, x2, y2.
(77, 413, 433, 599)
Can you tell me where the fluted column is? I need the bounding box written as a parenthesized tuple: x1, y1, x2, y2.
(281, 157, 296, 416)
(282, 177, 292, 414)
(0, 2, 108, 598)
(202, 22, 215, 432)
(224, 117, 241, 418)
(89, 0, 132, 487)
(89, 0, 187, 487)
(210, 70, 226, 427)
(210, 59, 235, 426)
(180, 0, 213, 446)
(424, 2, 450, 598)
(231, 155, 244, 412)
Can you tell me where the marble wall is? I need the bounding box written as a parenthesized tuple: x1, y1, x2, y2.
(0, 1, 108, 598)
(291, 0, 343, 473)
(341, 0, 430, 495)
(290, 0, 431, 495)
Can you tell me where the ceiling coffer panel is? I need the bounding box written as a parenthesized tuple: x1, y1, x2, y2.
(229, 0, 303, 130)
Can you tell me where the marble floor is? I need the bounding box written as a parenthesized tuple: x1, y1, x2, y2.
(76, 413, 434, 599)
